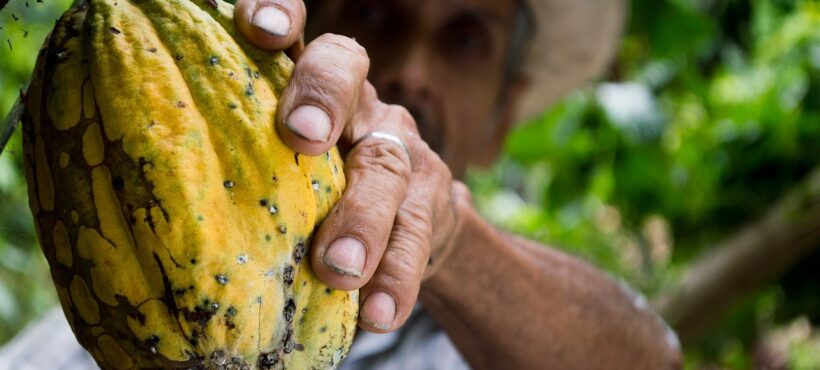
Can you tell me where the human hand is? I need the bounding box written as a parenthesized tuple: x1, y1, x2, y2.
(234, 0, 469, 333)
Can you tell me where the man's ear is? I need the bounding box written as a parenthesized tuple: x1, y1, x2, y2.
(475, 77, 530, 167)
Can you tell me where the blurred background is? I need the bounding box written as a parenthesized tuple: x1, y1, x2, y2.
(1, 0, 819, 368)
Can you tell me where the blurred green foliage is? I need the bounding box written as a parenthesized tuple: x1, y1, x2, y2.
(0, 0, 819, 368)
(470, 0, 820, 367)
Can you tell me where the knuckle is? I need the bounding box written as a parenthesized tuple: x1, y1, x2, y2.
(382, 241, 425, 285)
(313, 33, 369, 67)
(297, 62, 359, 101)
(349, 140, 412, 181)
(385, 104, 419, 134)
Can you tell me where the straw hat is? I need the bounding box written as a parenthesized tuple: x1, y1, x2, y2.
(517, 0, 627, 121)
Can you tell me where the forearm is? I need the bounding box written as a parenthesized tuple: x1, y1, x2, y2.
(420, 204, 683, 370)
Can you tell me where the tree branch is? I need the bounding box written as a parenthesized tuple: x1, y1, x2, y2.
(654, 167, 820, 344)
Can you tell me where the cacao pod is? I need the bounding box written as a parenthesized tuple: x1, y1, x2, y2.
(22, 0, 357, 369)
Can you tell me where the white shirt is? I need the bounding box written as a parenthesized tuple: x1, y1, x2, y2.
(0, 305, 470, 370)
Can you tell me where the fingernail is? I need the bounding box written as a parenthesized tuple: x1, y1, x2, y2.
(286, 105, 332, 142)
(252, 6, 291, 37)
(323, 237, 365, 277)
(361, 292, 396, 330)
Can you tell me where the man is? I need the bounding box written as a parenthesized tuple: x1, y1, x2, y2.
(0, 0, 683, 369)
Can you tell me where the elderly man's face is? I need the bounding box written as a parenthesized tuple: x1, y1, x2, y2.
(307, 0, 521, 178)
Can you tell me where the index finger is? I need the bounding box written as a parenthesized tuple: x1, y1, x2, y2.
(276, 34, 370, 156)
(234, 0, 306, 50)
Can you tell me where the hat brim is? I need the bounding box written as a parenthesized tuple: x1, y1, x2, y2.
(517, 0, 627, 121)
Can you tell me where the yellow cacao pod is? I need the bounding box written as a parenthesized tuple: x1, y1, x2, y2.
(22, 1, 357, 369)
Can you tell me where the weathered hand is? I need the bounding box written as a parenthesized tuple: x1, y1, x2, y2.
(234, 0, 468, 333)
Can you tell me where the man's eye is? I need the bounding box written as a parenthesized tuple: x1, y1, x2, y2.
(448, 30, 485, 52)
(441, 29, 490, 62)
(353, 2, 387, 28)
(439, 17, 491, 61)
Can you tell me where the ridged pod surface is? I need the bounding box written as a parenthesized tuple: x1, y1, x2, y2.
(22, 0, 357, 368)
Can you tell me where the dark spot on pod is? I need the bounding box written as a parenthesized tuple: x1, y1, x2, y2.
(325, 186, 332, 193)
(283, 266, 294, 286)
(108, 27, 121, 34)
(272, 175, 278, 182)
(245, 84, 254, 96)
(223, 180, 234, 189)
(325, 288, 332, 295)
(197, 215, 205, 222)
(265, 234, 271, 242)
(210, 56, 220, 65)
(319, 326, 327, 333)
(175, 55, 184, 60)
(279, 225, 287, 235)
(174, 288, 187, 297)
(283, 299, 296, 323)
(56, 50, 71, 61)
(145, 335, 160, 354)
(294, 343, 305, 351)
(294, 153, 300, 165)
(301, 307, 307, 314)
(311, 180, 319, 191)
(125, 302, 147, 325)
(256, 296, 262, 304)
(208, 349, 228, 368)
(254, 71, 261, 79)
(215, 274, 229, 285)
(259, 199, 269, 207)
(176, 101, 187, 108)
(326, 152, 331, 160)
(190, 258, 197, 264)
(228, 102, 237, 110)
(112, 176, 124, 190)
(147, 47, 157, 53)
(258, 352, 278, 369)
(293, 240, 306, 263)
(283, 329, 295, 353)
(207, 0, 218, 9)
(225, 306, 237, 317)
(182, 299, 219, 328)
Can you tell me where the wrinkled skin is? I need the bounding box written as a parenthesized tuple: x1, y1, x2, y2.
(234, 0, 685, 369)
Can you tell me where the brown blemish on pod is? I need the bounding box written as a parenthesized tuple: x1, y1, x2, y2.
(145, 334, 160, 354)
(293, 239, 306, 263)
(282, 265, 294, 286)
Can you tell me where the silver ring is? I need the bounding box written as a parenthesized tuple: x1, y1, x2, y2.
(353, 131, 411, 161)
